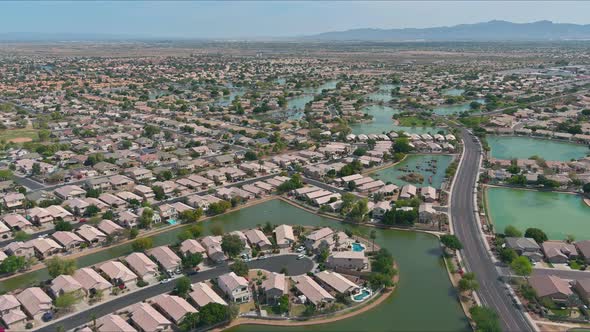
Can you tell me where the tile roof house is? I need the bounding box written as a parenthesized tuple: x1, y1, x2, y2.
(200, 236, 226, 263)
(541, 241, 578, 264)
(304, 227, 334, 252)
(575, 240, 590, 264)
(505, 237, 543, 262)
(326, 251, 369, 271)
(118, 210, 139, 228)
(76, 225, 107, 245)
(529, 275, 573, 303)
(4, 241, 35, 259)
(315, 271, 359, 294)
(98, 219, 124, 236)
(52, 231, 85, 250)
(179, 239, 206, 256)
(148, 246, 182, 274)
(125, 252, 159, 281)
(3, 193, 25, 209)
(261, 272, 287, 304)
(16, 287, 52, 320)
(30, 238, 63, 259)
(217, 272, 251, 303)
(151, 294, 197, 324)
(2, 213, 33, 232)
(74, 267, 112, 294)
(273, 224, 295, 248)
(0, 294, 27, 329)
(130, 302, 172, 332)
(50, 274, 85, 298)
(189, 282, 227, 308)
(98, 261, 138, 286)
(54, 185, 86, 200)
(292, 275, 334, 307)
(97, 314, 137, 332)
(243, 229, 272, 250)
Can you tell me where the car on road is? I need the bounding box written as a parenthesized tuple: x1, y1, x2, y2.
(296, 246, 305, 252)
(159, 278, 173, 284)
(297, 254, 305, 260)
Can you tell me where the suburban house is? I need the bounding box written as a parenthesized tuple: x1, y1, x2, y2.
(125, 252, 159, 282)
(315, 271, 359, 294)
(505, 237, 543, 262)
(15, 287, 52, 321)
(575, 240, 590, 264)
(151, 294, 197, 325)
(50, 275, 85, 298)
(541, 241, 578, 264)
(148, 246, 182, 275)
(2, 214, 33, 232)
(200, 236, 226, 263)
(529, 275, 573, 304)
(304, 227, 334, 252)
(30, 238, 63, 259)
(98, 261, 138, 287)
(76, 225, 107, 245)
(326, 251, 369, 271)
(52, 231, 84, 250)
(261, 272, 287, 304)
(244, 229, 272, 250)
(217, 272, 251, 303)
(291, 275, 334, 307)
(97, 314, 137, 332)
(98, 219, 124, 237)
(179, 239, 206, 256)
(130, 302, 172, 332)
(0, 294, 27, 329)
(574, 279, 590, 304)
(54, 185, 86, 200)
(189, 282, 227, 308)
(73, 267, 112, 295)
(273, 224, 295, 248)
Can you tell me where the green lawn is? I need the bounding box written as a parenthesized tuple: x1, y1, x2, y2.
(0, 128, 38, 143)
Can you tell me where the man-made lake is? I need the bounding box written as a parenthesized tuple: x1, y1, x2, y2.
(487, 136, 589, 161)
(443, 89, 464, 96)
(0, 200, 468, 331)
(370, 154, 453, 189)
(351, 105, 443, 135)
(487, 187, 590, 240)
(366, 84, 400, 103)
(432, 99, 486, 116)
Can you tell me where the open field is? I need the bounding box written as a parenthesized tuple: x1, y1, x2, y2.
(0, 128, 38, 143)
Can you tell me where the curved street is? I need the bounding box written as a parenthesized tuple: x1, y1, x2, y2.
(450, 128, 533, 332)
(35, 255, 314, 332)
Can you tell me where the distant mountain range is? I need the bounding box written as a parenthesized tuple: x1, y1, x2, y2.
(303, 20, 590, 42)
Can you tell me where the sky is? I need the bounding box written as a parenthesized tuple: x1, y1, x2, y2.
(1, 1, 590, 39)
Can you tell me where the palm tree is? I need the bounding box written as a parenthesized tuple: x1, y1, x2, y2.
(370, 230, 377, 251)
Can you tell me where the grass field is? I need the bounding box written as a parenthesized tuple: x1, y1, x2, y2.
(0, 128, 38, 143)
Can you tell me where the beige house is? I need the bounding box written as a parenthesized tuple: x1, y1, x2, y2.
(292, 275, 334, 307)
(74, 267, 112, 294)
(52, 231, 84, 250)
(273, 224, 295, 248)
(76, 225, 107, 245)
(148, 246, 182, 275)
(130, 302, 172, 332)
(189, 282, 227, 308)
(217, 272, 251, 303)
(326, 251, 369, 271)
(151, 294, 197, 324)
(315, 271, 359, 294)
(98, 261, 138, 287)
(179, 239, 206, 256)
(16, 287, 52, 321)
(50, 275, 85, 298)
(125, 252, 159, 282)
(0, 294, 27, 329)
(97, 314, 137, 332)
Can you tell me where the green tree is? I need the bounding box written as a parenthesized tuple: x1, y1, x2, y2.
(31, 162, 41, 175)
(54, 292, 80, 311)
(503, 225, 522, 238)
(198, 303, 229, 326)
(180, 312, 200, 332)
(182, 252, 203, 269)
(510, 256, 533, 276)
(498, 247, 518, 264)
(221, 234, 245, 258)
(14, 231, 31, 241)
(244, 151, 258, 161)
(273, 294, 289, 314)
(347, 199, 369, 223)
(392, 138, 413, 153)
(440, 234, 463, 251)
(139, 208, 154, 229)
(369, 230, 377, 252)
(152, 186, 166, 200)
(46, 256, 77, 278)
(230, 259, 249, 277)
(84, 205, 100, 217)
(132, 237, 153, 252)
(174, 276, 192, 297)
(208, 201, 231, 215)
(469, 306, 501, 332)
(458, 272, 479, 293)
(524, 228, 548, 243)
(179, 209, 203, 224)
(55, 220, 73, 231)
(0, 255, 26, 274)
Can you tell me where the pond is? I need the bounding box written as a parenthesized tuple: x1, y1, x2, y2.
(487, 136, 589, 161)
(486, 187, 590, 240)
(1, 200, 468, 332)
(432, 98, 486, 116)
(351, 105, 443, 135)
(370, 154, 454, 189)
(443, 89, 465, 96)
(366, 84, 400, 103)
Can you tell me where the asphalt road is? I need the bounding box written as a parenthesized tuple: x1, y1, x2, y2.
(35, 255, 313, 332)
(450, 129, 533, 332)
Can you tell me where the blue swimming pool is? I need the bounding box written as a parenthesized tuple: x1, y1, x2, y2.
(352, 243, 365, 252)
(352, 288, 372, 302)
(168, 219, 177, 225)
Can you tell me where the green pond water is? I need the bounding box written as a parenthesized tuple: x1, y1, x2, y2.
(487, 187, 590, 240)
(1, 200, 468, 331)
(488, 136, 589, 161)
(366, 84, 400, 103)
(370, 154, 453, 189)
(443, 89, 464, 96)
(432, 98, 486, 116)
(350, 105, 443, 135)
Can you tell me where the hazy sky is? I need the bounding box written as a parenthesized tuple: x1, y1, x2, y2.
(2, 1, 590, 38)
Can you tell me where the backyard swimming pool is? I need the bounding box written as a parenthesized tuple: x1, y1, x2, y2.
(351, 288, 373, 302)
(352, 242, 365, 252)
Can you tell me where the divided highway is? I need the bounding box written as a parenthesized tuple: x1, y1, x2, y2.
(450, 129, 534, 332)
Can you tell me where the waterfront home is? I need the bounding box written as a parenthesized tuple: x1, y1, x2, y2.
(200, 236, 226, 263)
(541, 241, 578, 264)
(4, 241, 35, 259)
(52, 231, 84, 250)
(30, 238, 62, 259)
(273, 224, 295, 248)
(399, 184, 417, 199)
(76, 225, 107, 245)
(244, 229, 272, 250)
(261, 272, 287, 304)
(504, 237, 543, 262)
(2, 214, 33, 232)
(73, 267, 112, 294)
(418, 203, 438, 223)
(130, 302, 172, 332)
(179, 239, 206, 256)
(54, 185, 86, 200)
(16, 287, 52, 321)
(151, 294, 197, 325)
(575, 240, 590, 264)
(97, 314, 137, 332)
(529, 275, 573, 304)
(98, 261, 138, 287)
(189, 282, 227, 308)
(0, 294, 27, 329)
(292, 275, 334, 307)
(125, 252, 159, 282)
(118, 210, 139, 228)
(327, 251, 369, 271)
(420, 186, 437, 202)
(574, 279, 590, 304)
(98, 219, 124, 237)
(371, 201, 392, 220)
(315, 271, 359, 294)
(217, 272, 251, 303)
(50, 274, 85, 298)
(148, 246, 182, 274)
(304, 227, 334, 252)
